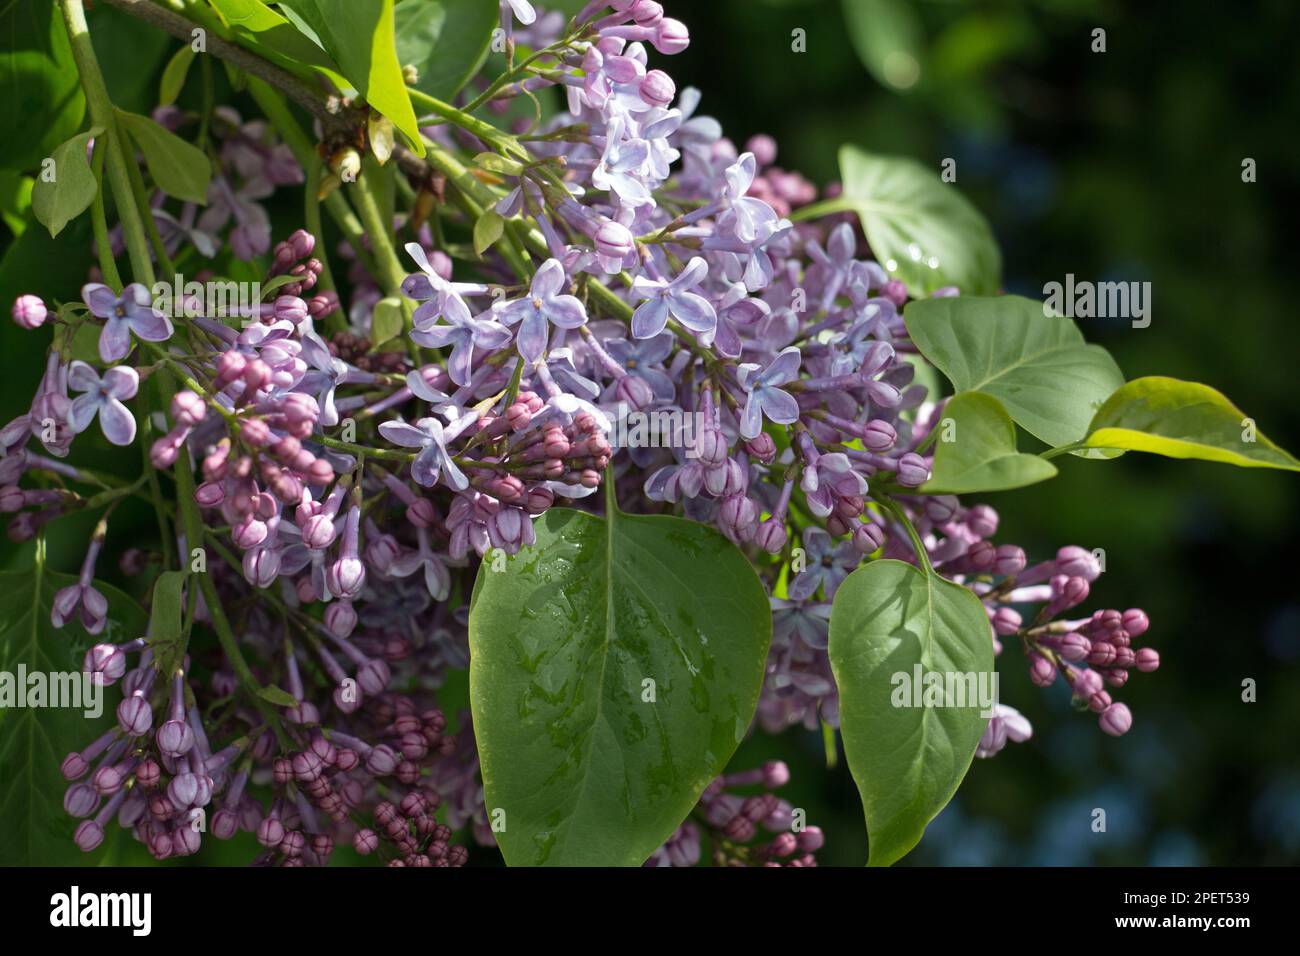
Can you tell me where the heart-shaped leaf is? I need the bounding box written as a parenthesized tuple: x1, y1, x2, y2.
(905, 294, 1124, 449)
(829, 560, 994, 866)
(1083, 376, 1300, 471)
(922, 391, 1058, 493)
(838, 144, 1001, 296)
(32, 128, 101, 239)
(469, 505, 771, 866)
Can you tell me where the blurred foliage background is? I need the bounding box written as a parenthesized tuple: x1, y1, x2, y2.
(674, 0, 1300, 866)
(2, 0, 1297, 865)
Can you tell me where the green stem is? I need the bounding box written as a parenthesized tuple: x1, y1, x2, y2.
(787, 196, 857, 224)
(88, 138, 122, 290)
(875, 492, 933, 574)
(59, 0, 154, 286)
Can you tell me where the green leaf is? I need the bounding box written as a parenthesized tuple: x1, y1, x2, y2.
(473, 209, 505, 256)
(0, 548, 148, 865)
(147, 570, 187, 676)
(394, 0, 497, 102)
(257, 685, 300, 708)
(829, 560, 994, 866)
(116, 109, 211, 205)
(0, 0, 87, 171)
(206, 0, 348, 88)
(1082, 376, 1300, 471)
(841, 0, 924, 91)
(469, 506, 772, 866)
(159, 45, 197, 106)
(31, 129, 101, 239)
(838, 144, 1001, 296)
(281, 0, 425, 156)
(905, 294, 1125, 449)
(370, 295, 405, 346)
(922, 392, 1058, 493)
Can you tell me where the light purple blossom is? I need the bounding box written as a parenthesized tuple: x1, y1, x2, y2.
(377, 417, 469, 491)
(82, 283, 173, 363)
(737, 346, 801, 439)
(498, 259, 588, 363)
(67, 361, 139, 446)
(630, 256, 717, 339)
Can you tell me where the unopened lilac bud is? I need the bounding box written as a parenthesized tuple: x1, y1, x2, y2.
(853, 521, 886, 554)
(1122, 608, 1149, 637)
(1072, 668, 1104, 699)
(62, 752, 90, 780)
(167, 772, 200, 808)
(639, 69, 675, 108)
(993, 545, 1025, 577)
(965, 504, 998, 539)
(990, 606, 1021, 636)
(366, 744, 399, 776)
(860, 419, 896, 452)
(354, 828, 379, 855)
(594, 219, 634, 261)
(796, 826, 824, 852)
(1098, 702, 1132, 736)
(74, 820, 105, 852)
(117, 693, 153, 736)
(157, 718, 195, 757)
(84, 643, 127, 685)
(1028, 652, 1057, 687)
(753, 519, 788, 554)
(1058, 632, 1092, 663)
(257, 816, 285, 848)
(64, 784, 97, 817)
(895, 452, 930, 487)
(881, 280, 908, 308)
(170, 390, 207, 428)
(357, 658, 391, 696)
(1135, 647, 1160, 672)
(274, 295, 309, 323)
(1056, 545, 1100, 581)
(212, 808, 239, 840)
(614, 375, 654, 411)
(325, 600, 357, 639)
(12, 294, 47, 329)
(652, 17, 689, 54)
(745, 432, 776, 464)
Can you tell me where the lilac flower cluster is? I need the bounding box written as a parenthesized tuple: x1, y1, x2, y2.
(1, 0, 1160, 865)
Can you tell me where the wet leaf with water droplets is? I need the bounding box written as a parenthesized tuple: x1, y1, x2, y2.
(469, 507, 771, 866)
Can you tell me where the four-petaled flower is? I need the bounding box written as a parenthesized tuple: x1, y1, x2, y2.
(378, 417, 469, 491)
(737, 346, 801, 439)
(67, 361, 139, 446)
(630, 256, 717, 339)
(411, 305, 512, 387)
(787, 528, 860, 601)
(82, 283, 173, 363)
(499, 258, 588, 363)
(298, 330, 369, 427)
